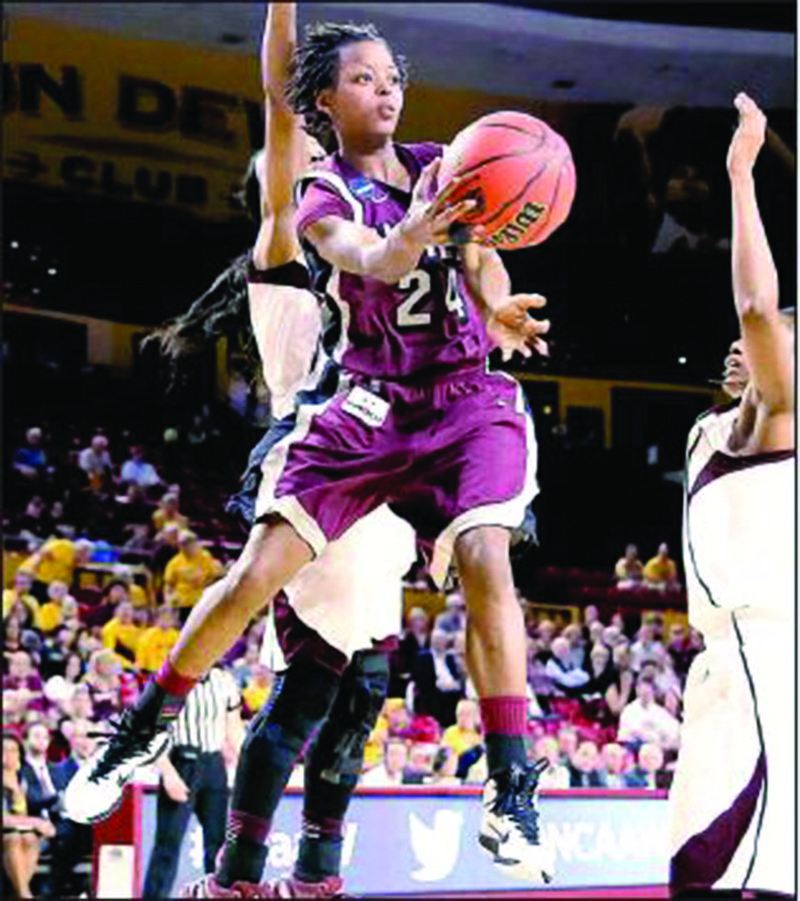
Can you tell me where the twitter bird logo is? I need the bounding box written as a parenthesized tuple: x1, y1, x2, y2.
(409, 810, 463, 882)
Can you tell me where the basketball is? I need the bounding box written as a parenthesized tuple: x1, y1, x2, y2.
(439, 111, 577, 250)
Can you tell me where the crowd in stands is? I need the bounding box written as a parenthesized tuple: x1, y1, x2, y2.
(3, 418, 699, 897)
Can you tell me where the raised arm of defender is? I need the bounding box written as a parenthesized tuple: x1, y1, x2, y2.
(727, 93, 794, 437)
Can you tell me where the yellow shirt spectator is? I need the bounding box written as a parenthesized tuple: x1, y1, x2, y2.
(242, 669, 273, 717)
(37, 601, 62, 633)
(101, 602, 144, 666)
(643, 544, 678, 586)
(442, 723, 482, 757)
(129, 582, 150, 608)
(2, 570, 41, 628)
(22, 537, 94, 586)
(163, 533, 224, 609)
(442, 699, 482, 757)
(152, 493, 189, 533)
(136, 623, 180, 673)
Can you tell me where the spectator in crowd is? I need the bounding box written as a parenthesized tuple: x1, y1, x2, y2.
(562, 623, 587, 669)
(614, 543, 644, 589)
(390, 607, 431, 697)
(434, 591, 467, 635)
(3, 730, 56, 899)
(630, 616, 666, 673)
(152, 492, 189, 533)
(230, 639, 261, 690)
(587, 620, 606, 649)
(533, 735, 570, 789)
(626, 741, 669, 789)
(526, 636, 556, 711)
(535, 619, 557, 657)
(441, 699, 482, 758)
(568, 740, 607, 788)
(241, 663, 274, 719)
(21, 537, 94, 605)
(37, 581, 74, 636)
(43, 652, 85, 714)
(12, 427, 49, 486)
(430, 746, 460, 786)
(557, 725, 579, 766)
(617, 674, 681, 752)
(583, 605, 600, 631)
(545, 636, 591, 697)
(606, 644, 637, 719)
(3, 651, 45, 715)
(151, 523, 182, 587)
(643, 543, 680, 590)
(360, 737, 409, 787)
(601, 742, 633, 788)
(68, 684, 95, 724)
(46, 720, 96, 898)
(3, 614, 24, 664)
(101, 600, 143, 667)
(110, 566, 150, 609)
(115, 484, 156, 548)
(135, 606, 180, 675)
(120, 445, 162, 492)
(81, 650, 123, 722)
(411, 628, 464, 727)
(39, 626, 77, 681)
(3, 570, 40, 629)
(405, 742, 439, 784)
(666, 621, 701, 687)
(78, 435, 113, 491)
(641, 648, 682, 716)
(16, 496, 54, 542)
(19, 722, 60, 826)
(163, 531, 224, 620)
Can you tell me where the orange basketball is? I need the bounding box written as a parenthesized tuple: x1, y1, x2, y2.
(439, 111, 576, 250)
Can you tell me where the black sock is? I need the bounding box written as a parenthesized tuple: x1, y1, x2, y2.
(295, 774, 355, 882)
(216, 661, 342, 887)
(484, 733, 528, 775)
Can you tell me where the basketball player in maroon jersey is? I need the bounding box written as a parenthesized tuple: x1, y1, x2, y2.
(65, 14, 555, 887)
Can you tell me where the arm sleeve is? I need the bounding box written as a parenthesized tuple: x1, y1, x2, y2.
(295, 180, 355, 238)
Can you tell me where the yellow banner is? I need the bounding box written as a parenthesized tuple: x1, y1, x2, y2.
(3, 13, 567, 220)
(3, 15, 264, 220)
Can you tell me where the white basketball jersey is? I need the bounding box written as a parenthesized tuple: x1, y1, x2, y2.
(671, 401, 796, 895)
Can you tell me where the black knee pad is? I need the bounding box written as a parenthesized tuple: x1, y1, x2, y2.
(246, 661, 341, 751)
(307, 650, 390, 779)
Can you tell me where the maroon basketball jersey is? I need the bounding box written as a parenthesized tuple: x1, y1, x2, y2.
(295, 142, 490, 381)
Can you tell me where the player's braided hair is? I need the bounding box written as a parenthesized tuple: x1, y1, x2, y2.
(286, 21, 408, 154)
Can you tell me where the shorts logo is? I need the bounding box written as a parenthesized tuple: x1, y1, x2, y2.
(342, 386, 389, 427)
(487, 201, 547, 246)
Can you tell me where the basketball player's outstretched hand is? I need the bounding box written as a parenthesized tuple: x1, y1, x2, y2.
(401, 158, 478, 245)
(727, 93, 766, 176)
(487, 294, 550, 361)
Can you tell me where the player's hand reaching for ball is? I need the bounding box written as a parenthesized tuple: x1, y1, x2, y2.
(487, 294, 550, 361)
(727, 93, 767, 177)
(400, 158, 478, 246)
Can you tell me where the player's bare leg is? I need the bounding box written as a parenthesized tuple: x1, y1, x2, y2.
(456, 525, 555, 883)
(170, 517, 312, 676)
(64, 517, 313, 824)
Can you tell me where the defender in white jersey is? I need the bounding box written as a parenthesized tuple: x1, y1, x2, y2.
(668, 94, 796, 899)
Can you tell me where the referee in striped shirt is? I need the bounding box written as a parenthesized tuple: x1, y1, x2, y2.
(143, 666, 243, 901)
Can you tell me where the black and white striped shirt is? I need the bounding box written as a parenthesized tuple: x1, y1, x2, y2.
(171, 667, 241, 753)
